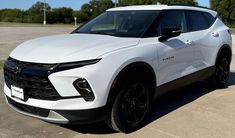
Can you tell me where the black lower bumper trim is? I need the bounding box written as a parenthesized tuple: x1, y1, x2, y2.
(54, 106, 109, 124)
(6, 96, 50, 117)
(6, 95, 108, 124)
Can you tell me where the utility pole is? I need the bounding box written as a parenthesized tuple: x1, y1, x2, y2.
(115, 0, 118, 7)
(43, 0, 46, 25)
(74, 17, 77, 26)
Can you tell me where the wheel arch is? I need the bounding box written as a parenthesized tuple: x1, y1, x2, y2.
(106, 61, 156, 109)
(215, 44, 232, 65)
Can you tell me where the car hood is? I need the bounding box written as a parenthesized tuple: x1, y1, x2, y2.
(10, 34, 140, 63)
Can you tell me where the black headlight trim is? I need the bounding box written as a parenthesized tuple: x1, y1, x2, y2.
(54, 59, 101, 72)
(73, 78, 95, 102)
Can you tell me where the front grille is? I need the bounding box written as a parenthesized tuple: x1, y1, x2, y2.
(7, 57, 55, 70)
(7, 96, 50, 117)
(4, 57, 61, 101)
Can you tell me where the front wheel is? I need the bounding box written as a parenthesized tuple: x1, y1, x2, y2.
(106, 78, 150, 133)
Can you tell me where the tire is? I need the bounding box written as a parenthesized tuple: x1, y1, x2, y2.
(106, 76, 150, 133)
(211, 52, 231, 88)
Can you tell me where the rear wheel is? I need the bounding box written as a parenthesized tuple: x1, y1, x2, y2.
(211, 53, 230, 88)
(106, 77, 150, 133)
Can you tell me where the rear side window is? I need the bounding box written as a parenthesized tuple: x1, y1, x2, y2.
(203, 12, 216, 26)
(185, 11, 211, 32)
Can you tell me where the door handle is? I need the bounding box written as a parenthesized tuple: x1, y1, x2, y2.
(212, 32, 219, 37)
(185, 40, 193, 46)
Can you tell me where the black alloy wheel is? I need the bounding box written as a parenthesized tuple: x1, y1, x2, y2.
(119, 83, 149, 127)
(106, 78, 150, 133)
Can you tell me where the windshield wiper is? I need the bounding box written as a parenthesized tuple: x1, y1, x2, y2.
(89, 31, 115, 36)
(72, 31, 116, 36)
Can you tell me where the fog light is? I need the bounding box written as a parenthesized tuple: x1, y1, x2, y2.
(73, 78, 95, 101)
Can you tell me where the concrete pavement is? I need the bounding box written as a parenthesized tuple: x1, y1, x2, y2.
(0, 27, 75, 61)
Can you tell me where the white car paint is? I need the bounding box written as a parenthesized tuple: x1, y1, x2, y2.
(108, 5, 217, 17)
(10, 34, 139, 63)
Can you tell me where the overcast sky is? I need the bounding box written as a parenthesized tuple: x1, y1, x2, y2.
(0, 0, 210, 10)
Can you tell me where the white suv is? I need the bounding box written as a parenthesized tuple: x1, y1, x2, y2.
(3, 5, 232, 132)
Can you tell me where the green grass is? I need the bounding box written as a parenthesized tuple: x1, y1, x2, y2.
(0, 61, 4, 70)
(0, 22, 77, 27)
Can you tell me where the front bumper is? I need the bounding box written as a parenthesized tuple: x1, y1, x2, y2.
(3, 56, 112, 123)
(5, 95, 108, 124)
(3, 57, 118, 123)
(3, 57, 113, 110)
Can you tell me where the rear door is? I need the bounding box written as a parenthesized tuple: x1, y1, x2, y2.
(183, 10, 218, 70)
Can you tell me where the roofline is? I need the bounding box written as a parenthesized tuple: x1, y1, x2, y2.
(107, 4, 217, 17)
(167, 4, 211, 10)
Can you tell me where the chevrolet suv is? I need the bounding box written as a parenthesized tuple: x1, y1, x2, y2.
(3, 5, 232, 133)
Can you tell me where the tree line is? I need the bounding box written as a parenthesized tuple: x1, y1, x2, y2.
(0, 2, 74, 24)
(0, 0, 196, 24)
(210, 0, 235, 26)
(0, 0, 234, 26)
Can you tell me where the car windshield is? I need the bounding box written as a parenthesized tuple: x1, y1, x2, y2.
(73, 10, 160, 38)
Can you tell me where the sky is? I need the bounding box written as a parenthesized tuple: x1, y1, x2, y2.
(0, 0, 210, 10)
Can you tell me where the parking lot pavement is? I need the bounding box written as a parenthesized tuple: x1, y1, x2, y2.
(0, 27, 235, 138)
(0, 27, 75, 61)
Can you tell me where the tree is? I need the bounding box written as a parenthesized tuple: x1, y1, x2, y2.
(211, 0, 235, 25)
(27, 1, 51, 23)
(0, 9, 24, 22)
(76, 3, 93, 23)
(48, 7, 73, 24)
(90, 0, 114, 17)
(75, 0, 114, 23)
(28, 1, 51, 14)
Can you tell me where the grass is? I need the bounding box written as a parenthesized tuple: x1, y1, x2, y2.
(0, 61, 4, 70)
(0, 22, 77, 27)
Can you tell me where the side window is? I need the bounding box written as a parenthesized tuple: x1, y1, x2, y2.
(203, 12, 216, 26)
(186, 11, 211, 32)
(157, 11, 186, 36)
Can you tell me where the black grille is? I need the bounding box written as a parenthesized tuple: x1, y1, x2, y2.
(4, 58, 61, 101)
(7, 96, 50, 117)
(7, 57, 55, 70)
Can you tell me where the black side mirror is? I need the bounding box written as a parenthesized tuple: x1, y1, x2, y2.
(159, 27, 181, 42)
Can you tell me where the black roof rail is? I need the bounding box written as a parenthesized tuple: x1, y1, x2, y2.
(168, 4, 211, 10)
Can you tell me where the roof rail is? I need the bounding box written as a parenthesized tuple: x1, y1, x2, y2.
(168, 4, 211, 10)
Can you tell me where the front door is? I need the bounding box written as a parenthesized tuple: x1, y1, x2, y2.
(155, 10, 198, 86)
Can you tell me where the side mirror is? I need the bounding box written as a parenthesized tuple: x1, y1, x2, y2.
(158, 27, 181, 42)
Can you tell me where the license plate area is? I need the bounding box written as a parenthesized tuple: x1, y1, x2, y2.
(11, 85, 24, 101)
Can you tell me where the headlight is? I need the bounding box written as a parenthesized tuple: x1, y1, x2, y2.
(54, 59, 101, 71)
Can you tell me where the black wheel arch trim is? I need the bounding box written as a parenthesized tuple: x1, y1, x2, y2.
(106, 62, 156, 109)
(215, 44, 232, 65)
